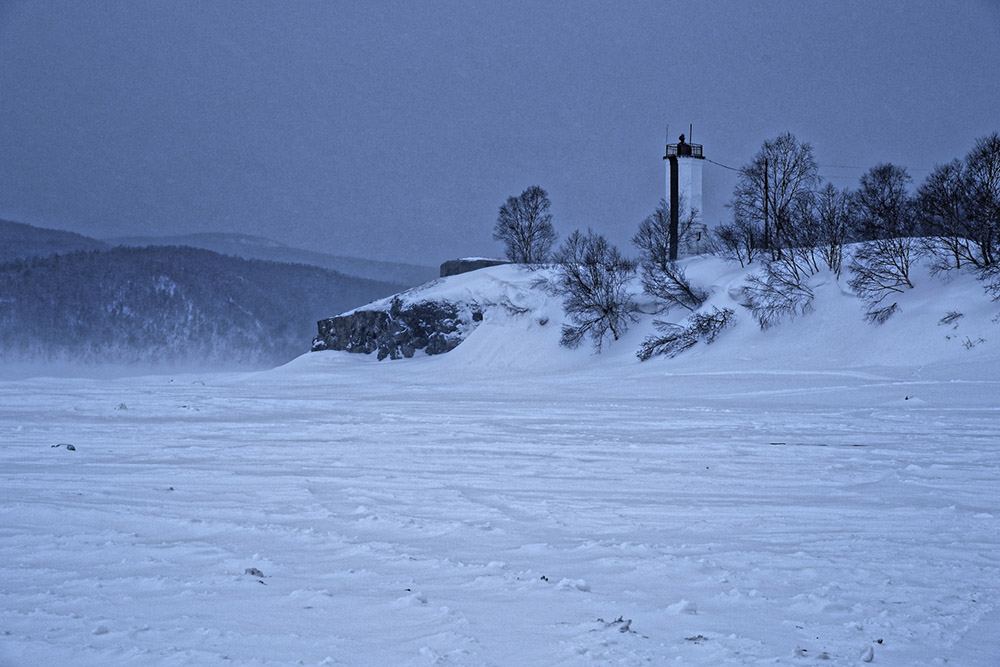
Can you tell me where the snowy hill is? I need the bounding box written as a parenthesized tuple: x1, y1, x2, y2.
(310, 254, 1000, 377)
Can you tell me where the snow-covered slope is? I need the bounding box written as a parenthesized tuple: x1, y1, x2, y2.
(326, 256, 1000, 377)
(1, 255, 998, 665)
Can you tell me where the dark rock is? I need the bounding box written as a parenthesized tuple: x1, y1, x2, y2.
(312, 296, 483, 360)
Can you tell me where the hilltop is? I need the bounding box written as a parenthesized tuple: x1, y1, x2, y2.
(307, 251, 999, 378)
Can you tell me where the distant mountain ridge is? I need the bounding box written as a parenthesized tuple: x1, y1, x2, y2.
(106, 232, 437, 287)
(1, 219, 436, 286)
(0, 220, 417, 368)
(0, 245, 404, 368)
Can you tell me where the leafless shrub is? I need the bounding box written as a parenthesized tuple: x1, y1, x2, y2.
(712, 218, 762, 267)
(938, 311, 964, 326)
(740, 250, 817, 329)
(637, 307, 735, 360)
(640, 261, 708, 313)
(848, 237, 916, 323)
(554, 229, 638, 351)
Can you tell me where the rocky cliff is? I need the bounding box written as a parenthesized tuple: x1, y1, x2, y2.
(310, 265, 550, 361)
(312, 295, 484, 360)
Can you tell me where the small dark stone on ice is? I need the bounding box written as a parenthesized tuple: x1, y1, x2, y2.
(52, 443, 75, 450)
(244, 567, 264, 578)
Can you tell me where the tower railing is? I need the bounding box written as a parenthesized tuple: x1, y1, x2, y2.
(664, 143, 704, 158)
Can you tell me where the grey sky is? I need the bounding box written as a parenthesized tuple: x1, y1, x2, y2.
(2, 1, 998, 264)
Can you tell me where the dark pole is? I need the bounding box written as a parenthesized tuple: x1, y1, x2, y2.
(669, 155, 679, 261)
(763, 156, 770, 252)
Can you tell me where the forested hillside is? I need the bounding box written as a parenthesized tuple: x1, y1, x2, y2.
(0, 246, 402, 368)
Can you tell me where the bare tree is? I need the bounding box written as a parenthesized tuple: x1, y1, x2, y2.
(632, 198, 703, 268)
(810, 182, 855, 276)
(553, 229, 638, 351)
(712, 216, 763, 267)
(740, 248, 818, 329)
(917, 133, 1000, 285)
(854, 163, 915, 241)
(849, 163, 917, 322)
(966, 132, 1000, 293)
(640, 261, 708, 314)
(632, 199, 672, 273)
(848, 243, 910, 323)
(732, 132, 820, 256)
(632, 199, 708, 313)
(917, 159, 975, 271)
(493, 185, 558, 264)
(737, 183, 847, 330)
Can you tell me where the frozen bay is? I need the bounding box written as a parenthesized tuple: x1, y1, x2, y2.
(1, 350, 998, 665)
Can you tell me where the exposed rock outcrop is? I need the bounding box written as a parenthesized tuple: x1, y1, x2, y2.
(312, 296, 484, 360)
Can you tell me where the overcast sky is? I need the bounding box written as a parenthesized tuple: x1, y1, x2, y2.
(2, 1, 999, 265)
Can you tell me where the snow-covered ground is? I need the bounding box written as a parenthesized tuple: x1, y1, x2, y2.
(2, 260, 999, 665)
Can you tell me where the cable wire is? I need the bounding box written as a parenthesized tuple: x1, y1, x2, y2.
(705, 158, 741, 172)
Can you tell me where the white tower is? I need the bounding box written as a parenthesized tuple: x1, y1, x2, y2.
(664, 130, 708, 258)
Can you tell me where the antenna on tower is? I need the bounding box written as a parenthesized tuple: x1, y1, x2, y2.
(690, 123, 693, 144)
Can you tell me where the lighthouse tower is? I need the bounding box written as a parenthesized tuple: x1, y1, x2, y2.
(663, 130, 708, 259)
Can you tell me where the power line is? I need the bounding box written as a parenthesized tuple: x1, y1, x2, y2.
(705, 156, 868, 174)
(705, 158, 740, 172)
(704, 158, 930, 177)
